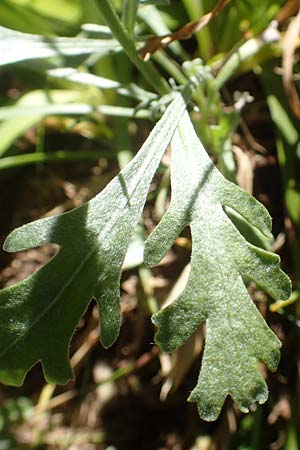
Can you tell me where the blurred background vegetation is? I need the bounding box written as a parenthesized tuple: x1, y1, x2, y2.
(0, 0, 299, 449)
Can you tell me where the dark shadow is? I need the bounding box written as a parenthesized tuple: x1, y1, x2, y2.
(100, 383, 206, 450)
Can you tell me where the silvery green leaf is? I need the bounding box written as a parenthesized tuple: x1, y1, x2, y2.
(0, 92, 187, 386)
(145, 111, 291, 421)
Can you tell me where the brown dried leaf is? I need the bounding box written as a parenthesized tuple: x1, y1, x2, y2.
(233, 145, 253, 194)
(282, 6, 300, 118)
(140, 0, 230, 60)
(277, 0, 300, 25)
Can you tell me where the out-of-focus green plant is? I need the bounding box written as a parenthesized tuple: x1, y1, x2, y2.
(0, 397, 33, 450)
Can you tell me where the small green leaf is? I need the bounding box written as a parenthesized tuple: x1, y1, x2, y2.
(144, 111, 291, 421)
(0, 92, 187, 387)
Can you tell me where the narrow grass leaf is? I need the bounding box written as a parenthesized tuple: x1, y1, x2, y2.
(48, 68, 156, 101)
(0, 26, 120, 67)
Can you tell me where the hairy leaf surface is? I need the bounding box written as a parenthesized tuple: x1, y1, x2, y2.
(144, 111, 291, 421)
(0, 92, 187, 386)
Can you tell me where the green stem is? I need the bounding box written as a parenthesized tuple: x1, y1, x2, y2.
(270, 290, 300, 313)
(0, 104, 152, 120)
(182, 0, 213, 60)
(35, 118, 46, 177)
(153, 50, 188, 86)
(251, 405, 263, 450)
(122, 0, 138, 35)
(215, 38, 281, 90)
(0, 150, 115, 170)
(95, 0, 169, 95)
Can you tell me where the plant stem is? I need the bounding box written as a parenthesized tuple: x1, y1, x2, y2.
(95, 0, 170, 95)
(270, 290, 300, 312)
(0, 104, 151, 120)
(122, 0, 138, 35)
(182, 0, 213, 61)
(154, 50, 188, 85)
(0, 150, 115, 170)
(215, 38, 280, 90)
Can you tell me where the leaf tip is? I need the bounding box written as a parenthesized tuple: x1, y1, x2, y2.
(100, 334, 117, 349)
(99, 311, 121, 349)
(42, 359, 74, 386)
(278, 272, 293, 301)
(3, 226, 36, 253)
(3, 231, 19, 253)
(187, 393, 223, 422)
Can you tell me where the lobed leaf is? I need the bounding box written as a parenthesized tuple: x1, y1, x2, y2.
(0, 92, 187, 386)
(144, 111, 291, 421)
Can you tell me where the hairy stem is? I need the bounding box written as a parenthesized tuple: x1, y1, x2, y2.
(96, 0, 170, 95)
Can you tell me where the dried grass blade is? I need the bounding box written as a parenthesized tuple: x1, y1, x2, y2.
(140, 0, 230, 60)
(282, 7, 300, 118)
